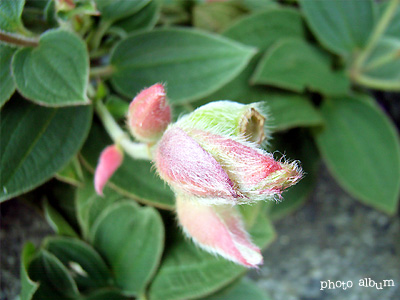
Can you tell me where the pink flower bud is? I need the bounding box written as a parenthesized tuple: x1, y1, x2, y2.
(94, 145, 123, 196)
(127, 83, 171, 143)
(155, 127, 241, 204)
(176, 194, 262, 268)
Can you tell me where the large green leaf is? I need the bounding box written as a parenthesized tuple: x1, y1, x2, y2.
(222, 8, 305, 51)
(204, 277, 271, 300)
(82, 288, 131, 300)
(300, 0, 377, 56)
(110, 28, 255, 104)
(355, 37, 400, 91)
(20, 242, 39, 300)
(149, 212, 275, 300)
(0, 0, 25, 32)
(55, 156, 84, 186)
(80, 122, 175, 209)
(12, 29, 90, 106)
(90, 202, 164, 296)
(44, 237, 114, 292)
(313, 96, 400, 214)
(113, 0, 160, 33)
(28, 250, 80, 300)
(95, 0, 150, 22)
(251, 39, 350, 96)
(75, 172, 127, 239)
(0, 98, 92, 202)
(0, 44, 16, 107)
(266, 94, 323, 131)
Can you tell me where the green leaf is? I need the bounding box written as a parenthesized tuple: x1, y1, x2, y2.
(251, 39, 350, 96)
(381, 2, 400, 39)
(223, 8, 305, 51)
(12, 29, 90, 106)
(90, 202, 164, 296)
(75, 171, 128, 239)
(266, 94, 323, 131)
(55, 156, 84, 186)
(82, 288, 131, 300)
(110, 28, 255, 104)
(197, 8, 308, 115)
(20, 242, 39, 300)
(149, 213, 275, 300)
(0, 44, 16, 107)
(43, 199, 79, 237)
(28, 250, 80, 300)
(0, 0, 25, 32)
(44, 237, 114, 292)
(240, 0, 279, 11)
(0, 98, 92, 202)
(269, 131, 320, 220)
(355, 37, 400, 91)
(113, 0, 161, 33)
(80, 122, 175, 210)
(95, 0, 150, 22)
(313, 96, 400, 214)
(299, 0, 377, 56)
(204, 277, 271, 300)
(193, 2, 246, 33)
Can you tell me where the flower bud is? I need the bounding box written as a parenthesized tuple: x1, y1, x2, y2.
(176, 194, 262, 268)
(94, 145, 123, 196)
(127, 83, 171, 143)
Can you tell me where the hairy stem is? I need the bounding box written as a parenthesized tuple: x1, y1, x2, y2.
(95, 100, 152, 160)
(89, 64, 115, 78)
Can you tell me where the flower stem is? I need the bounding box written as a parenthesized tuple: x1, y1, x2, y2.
(90, 19, 112, 51)
(89, 65, 115, 78)
(0, 30, 39, 47)
(95, 100, 152, 160)
(354, 0, 399, 70)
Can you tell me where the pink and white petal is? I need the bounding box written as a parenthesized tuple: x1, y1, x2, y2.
(175, 194, 263, 268)
(94, 145, 123, 196)
(155, 127, 240, 201)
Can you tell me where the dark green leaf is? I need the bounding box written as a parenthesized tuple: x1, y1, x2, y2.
(313, 96, 400, 214)
(12, 29, 90, 106)
(269, 130, 320, 220)
(95, 0, 150, 22)
(149, 212, 274, 300)
(300, 0, 377, 56)
(90, 202, 164, 296)
(204, 277, 271, 300)
(44, 237, 114, 292)
(44, 199, 79, 237)
(0, 44, 16, 107)
(113, 0, 160, 33)
(110, 28, 255, 104)
(81, 288, 131, 300)
(251, 39, 350, 96)
(80, 122, 175, 210)
(75, 171, 128, 239)
(28, 250, 80, 300)
(0, 0, 25, 32)
(20, 242, 38, 300)
(0, 98, 92, 202)
(240, 0, 278, 11)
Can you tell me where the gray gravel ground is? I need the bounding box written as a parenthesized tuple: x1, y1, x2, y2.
(252, 165, 400, 300)
(1, 165, 399, 300)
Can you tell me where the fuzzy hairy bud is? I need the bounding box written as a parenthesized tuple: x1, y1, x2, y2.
(127, 83, 171, 143)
